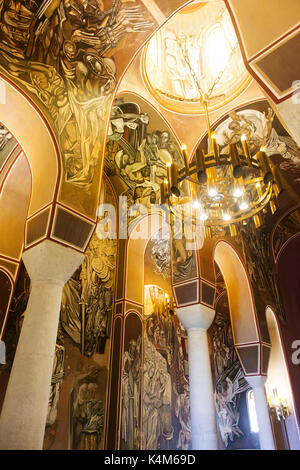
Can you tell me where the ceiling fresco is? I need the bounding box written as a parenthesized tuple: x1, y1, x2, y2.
(143, 0, 250, 113)
(0, 1, 189, 219)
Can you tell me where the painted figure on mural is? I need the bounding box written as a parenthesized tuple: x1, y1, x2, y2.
(173, 383, 191, 450)
(143, 337, 174, 450)
(121, 336, 142, 450)
(143, 283, 191, 450)
(0, 125, 12, 151)
(70, 368, 105, 450)
(209, 305, 252, 448)
(60, 184, 117, 356)
(46, 344, 65, 427)
(105, 98, 184, 210)
(212, 104, 300, 178)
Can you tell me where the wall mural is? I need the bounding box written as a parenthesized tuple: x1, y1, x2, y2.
(208, 292, 259, 450)
(105, 96, 184, 208)
(171, 215, 198, 284)
(43, 177, 117, 449)
(143, 285, 190, 450)
(142, 228, 191, 451)
(0, 1, 155, 216)
(196, 99, 300, 319)
(69, 365, 106, 450)
(120, 311, 142, 450)
(0, 123, 14, 171)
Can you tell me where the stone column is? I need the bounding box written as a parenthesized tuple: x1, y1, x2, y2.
(177, 304, 218, 450)
(0, 240, 84, 450)
(246, 375, 276, 450)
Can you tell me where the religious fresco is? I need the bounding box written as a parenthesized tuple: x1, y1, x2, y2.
(143, 1, 249, 114)
(0, 263, 30, 373)
(69, 366, 106, 450)
(0, 1, 156, 216)
(143, 285, 190, 450)
(105, 95, 184, 208)
(43, 176, 117, 449)
(0, 123, 15, 171)
(60, 178, 117, 357)
(120, 311, 142, 450)
(171, 216, 198, 284)
(197, 99, 300, 188)
(208, 292, 260, 450)
(142, 229, 191, 451)
(46, 344, 65, 427)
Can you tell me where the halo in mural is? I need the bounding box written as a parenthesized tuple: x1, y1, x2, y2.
(142, 1, 251, 114)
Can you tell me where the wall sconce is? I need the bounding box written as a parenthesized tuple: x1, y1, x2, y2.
(268, 388, 290, 422)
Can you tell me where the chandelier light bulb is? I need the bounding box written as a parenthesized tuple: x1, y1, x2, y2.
(208, 187, 218, 197)
(239, 201, 249, 210)
(222, 212, 231, 221)
(193, 201, 201, 209)
(233, 187, 243, 198)
(241, 134, 247, 142)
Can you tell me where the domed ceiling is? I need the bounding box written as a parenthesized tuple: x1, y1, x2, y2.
(142, 0, 251, 114)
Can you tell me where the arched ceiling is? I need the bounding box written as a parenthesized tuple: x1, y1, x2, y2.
(118, 1, 266, 158)
(142, 0, 250, 113)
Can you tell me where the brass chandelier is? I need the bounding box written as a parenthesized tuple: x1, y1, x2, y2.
(160, 95, 283, 237)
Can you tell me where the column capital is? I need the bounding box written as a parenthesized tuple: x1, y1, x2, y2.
(22, 239, 84, 285)
(176, 303, 215, 331)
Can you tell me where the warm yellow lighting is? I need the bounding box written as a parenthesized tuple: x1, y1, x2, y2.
(164, 179, 168, 184)
(165, 293, 169, 299)
(239, 201, 249, 210)
(211, 133, 217, 140)
(253, 214, 262, 228)
(166, 162, 171, 168)
(181, 143, 187, 151)
(222, 212, 231, 221)
(200, 212, 208, 221)
(270, 199, 278, 214)
(233, 187, 243, 198)
(193, 201, 201, 209)
(207, 26, 229, 76)
(241, 134, 247, 142)
(208, 187, 218, 198)
(229, 224, 237, 237)
(260, 146, 266, 152)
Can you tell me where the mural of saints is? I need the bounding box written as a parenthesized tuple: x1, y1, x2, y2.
(143, 284, 191, 450)
(0, 1, 154, 190)
(121, 336, 142, 450)
(70, 367, 105, 450)
(105, 97, 184, 209)
(208, 293, 259, 450)
(60, 181, 117, 356)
